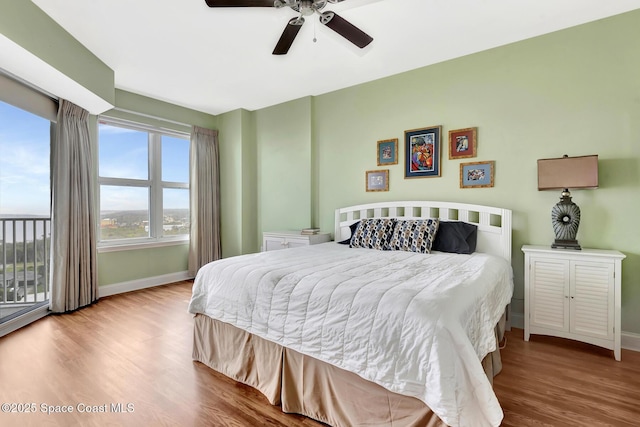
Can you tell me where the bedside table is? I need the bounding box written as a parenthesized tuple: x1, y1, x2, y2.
(522, 245, 625, 360)
(262, 231, 331, 252)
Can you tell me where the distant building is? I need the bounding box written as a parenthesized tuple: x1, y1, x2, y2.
(100, 218, 117, 228)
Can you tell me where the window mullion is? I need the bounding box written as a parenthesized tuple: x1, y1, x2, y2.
(99, 177, 150, 187)
(161, 181, 189, 189)
(150, 133, 163, 239)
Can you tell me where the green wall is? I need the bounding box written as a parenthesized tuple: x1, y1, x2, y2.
(217, 98, 315, 255)
(256, 97, 313, 237)
(217, 108, 258, 258)
(98, 244, 190, 285)
(251, 11, 640, 334)
(314, 11, 639, 332)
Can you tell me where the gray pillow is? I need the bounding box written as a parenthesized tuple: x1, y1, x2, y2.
(432, 221, 478, 254)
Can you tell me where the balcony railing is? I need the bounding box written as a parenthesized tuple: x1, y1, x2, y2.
(0, 217, 51, 321)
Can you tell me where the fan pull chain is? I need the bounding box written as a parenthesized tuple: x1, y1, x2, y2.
(313, 19, 317, 43)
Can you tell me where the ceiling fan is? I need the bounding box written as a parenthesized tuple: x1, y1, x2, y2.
(204, 0, 374, 55)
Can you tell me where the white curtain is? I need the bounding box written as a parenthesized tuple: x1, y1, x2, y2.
(50, 99, 98, 313)
(188, 126, 221, 276)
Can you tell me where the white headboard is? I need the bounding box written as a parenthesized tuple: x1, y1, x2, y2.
(334, 201, 512, 262)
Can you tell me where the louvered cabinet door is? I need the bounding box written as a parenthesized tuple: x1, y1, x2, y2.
(529, 258, 570, 332)
(570, 261, 614, 341)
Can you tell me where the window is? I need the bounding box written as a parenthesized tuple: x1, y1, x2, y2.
(0, 100, 51, 216)
(98, 118, 190, 246)
(0, 98, 53, 321)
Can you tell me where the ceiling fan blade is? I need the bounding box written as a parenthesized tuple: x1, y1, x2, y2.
(273, 17, 305, 55)
(204, 0, 274, 7)
(319, 11, 373, 48)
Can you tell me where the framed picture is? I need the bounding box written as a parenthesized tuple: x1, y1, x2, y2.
(377, 138, 398, 166)
(449, 127, 477, 159)
(404, 125, 442, 178)
(460, 161, 494, 188)
(366, 169, 389, 192)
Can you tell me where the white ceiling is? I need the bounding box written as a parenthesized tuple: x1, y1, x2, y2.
(31, 0, 640, 116)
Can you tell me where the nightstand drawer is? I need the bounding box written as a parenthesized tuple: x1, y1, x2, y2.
(262, 231, 331, 252)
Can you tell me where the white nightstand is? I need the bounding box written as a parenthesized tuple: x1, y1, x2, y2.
(262, 231, 331, 252)
(522, 245, 625, 360)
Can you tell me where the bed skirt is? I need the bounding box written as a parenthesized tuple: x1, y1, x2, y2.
(192, 313, 504, 427)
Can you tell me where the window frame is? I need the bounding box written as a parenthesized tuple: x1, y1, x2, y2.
(97, 117, 190, 250)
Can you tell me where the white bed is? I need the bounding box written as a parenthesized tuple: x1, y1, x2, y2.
(188, 201, 514, 427)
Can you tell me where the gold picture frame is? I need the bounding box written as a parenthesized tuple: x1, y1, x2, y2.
(460, 161, 494, 188)
(377, 138, 398, 166)
(366, 169, 389, 192)
(449, 127, 477, 160)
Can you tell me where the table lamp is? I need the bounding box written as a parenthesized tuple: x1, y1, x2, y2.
(537, 154, 598, 250)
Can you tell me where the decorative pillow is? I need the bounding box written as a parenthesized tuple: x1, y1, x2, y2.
(432, 221, 478, 254)
(388, 219, 439, 254)
(349, 218, 397, 250)
(338, 221, 361, 245)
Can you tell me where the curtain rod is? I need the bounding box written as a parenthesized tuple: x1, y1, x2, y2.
(0, 67, 58, 101)
(98, 114, 191, 138)
(110, 107, 192, 128)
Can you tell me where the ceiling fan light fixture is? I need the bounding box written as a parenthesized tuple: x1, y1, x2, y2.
(318, 10, 334, 24)
(299, 0, 316, 15)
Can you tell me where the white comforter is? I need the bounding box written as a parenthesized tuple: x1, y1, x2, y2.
(188, 242, 513, 427)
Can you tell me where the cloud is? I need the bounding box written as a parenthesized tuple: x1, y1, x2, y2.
(100, 186, 149, 211)
(0, 142, 50, 178)
(0, 118, 51, 215)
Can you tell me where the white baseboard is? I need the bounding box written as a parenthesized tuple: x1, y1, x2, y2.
(99, 271, 193, 298)
(0, 304, 50, 338)
(622, 331, 640, 352)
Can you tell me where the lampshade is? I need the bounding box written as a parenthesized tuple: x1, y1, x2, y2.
(537, 155, 598, 190)
(537, 154, 598, 250)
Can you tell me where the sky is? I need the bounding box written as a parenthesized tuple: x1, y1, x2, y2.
(0, 101, 189, 216)
(98, 123, 189, 213)
(0, 101, 51, 216)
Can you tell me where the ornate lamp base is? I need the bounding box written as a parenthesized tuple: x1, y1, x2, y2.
(551, 189, 582, 250)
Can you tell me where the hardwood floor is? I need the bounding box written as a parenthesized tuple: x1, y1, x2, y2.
(494, 329, 640, 426)
(0, 281, 638, 427)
